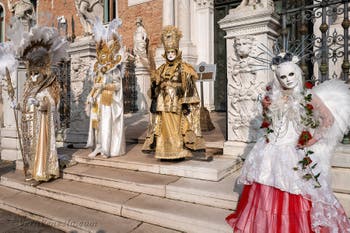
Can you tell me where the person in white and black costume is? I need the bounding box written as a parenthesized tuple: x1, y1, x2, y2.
(226, 51, 350, 233)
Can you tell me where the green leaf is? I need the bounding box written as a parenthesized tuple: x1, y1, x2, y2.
(293, 167, 299, 171)
(314, 173, 320, 179)
(311, 163, 318, 169)
(303, 173, 312, 180)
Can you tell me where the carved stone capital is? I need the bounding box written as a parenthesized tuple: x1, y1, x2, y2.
(194, 0, 214, 9)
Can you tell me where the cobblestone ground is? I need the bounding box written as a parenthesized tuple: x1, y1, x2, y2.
(0, 160, 63, 233)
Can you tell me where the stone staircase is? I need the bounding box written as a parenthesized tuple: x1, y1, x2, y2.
(0, 141, 349, 232)
(0, 143, 242, 233)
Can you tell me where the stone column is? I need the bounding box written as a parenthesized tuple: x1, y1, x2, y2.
(177, 0, 197, 65)
(64, 36, 96, 147)
(1, 63, 26, 164)
(163, 0, 175, 26)
(194, 0, 215, 110)
(155, 0, 175, 67)
(218, 2, 280, 158)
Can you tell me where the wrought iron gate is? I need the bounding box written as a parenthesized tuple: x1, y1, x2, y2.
(277, 0, 350, 83)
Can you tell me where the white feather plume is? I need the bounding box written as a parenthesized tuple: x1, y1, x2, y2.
(0, 42, 18, 76)
(5, 18, 68, 65)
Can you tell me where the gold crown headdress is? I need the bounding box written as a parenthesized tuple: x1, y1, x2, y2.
(161, 26, 182, 51)
(93, 18, 124, 73)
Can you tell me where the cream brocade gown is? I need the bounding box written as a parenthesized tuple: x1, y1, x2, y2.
(86, 68, 126, 157)
(21, 80, 60, 181)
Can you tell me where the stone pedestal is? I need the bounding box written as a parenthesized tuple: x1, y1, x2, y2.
(135, 67, 151, 113)
(219, 5, 280, 158)
(1, 63, 26, 164)
(64, 36, 96, 146)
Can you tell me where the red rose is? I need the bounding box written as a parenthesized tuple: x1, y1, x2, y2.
(266, 85, 272, 91)
(305, 82, 314, 89)
(262, 95, 271, 108)
(261, 120, 270, 128)
(298, 131, 313, 146)
(304, 156, 313, 166)
(306, 104, 314, 111)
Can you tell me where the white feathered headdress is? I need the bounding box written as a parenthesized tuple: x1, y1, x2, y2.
(3, 18, 68, 72)
(92, 18, 125, 74)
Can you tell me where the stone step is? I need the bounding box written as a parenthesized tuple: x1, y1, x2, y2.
(122, 194, 232, 233)
(73, 144, 240, 182)
(61, 163, 239, 210)
(0, 173, 233, 233)
(166, 172, 240, 210)
(0, 185, 141, 233)
(331, 167, 350, 194)
(1, 171, 139, 216)
(335, 192, 350, 217)
(332, 151, 350, 168)
(63, 163, 180, 197)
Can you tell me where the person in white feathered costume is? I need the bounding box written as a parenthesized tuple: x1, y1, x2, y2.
(85, 18, 126, 158)
(226, 52, 350, 233)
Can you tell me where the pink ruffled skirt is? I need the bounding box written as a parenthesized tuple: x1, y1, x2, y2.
(226, 182, 314, 233)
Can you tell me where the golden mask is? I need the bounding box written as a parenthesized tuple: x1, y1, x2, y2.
(95, 35, 122, 74)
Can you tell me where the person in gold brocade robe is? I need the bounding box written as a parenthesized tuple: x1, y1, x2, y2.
(11, 25, 68, 182)
(142, 26, 205, 160)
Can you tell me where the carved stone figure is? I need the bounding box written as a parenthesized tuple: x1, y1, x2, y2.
(133, 17, 149, 68)
(7, 0, 35, 30)
(227, 36, 264, 142)
(74, 0, 103, 36)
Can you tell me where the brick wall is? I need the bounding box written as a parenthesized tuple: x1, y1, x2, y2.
(1, 0, 163, 52)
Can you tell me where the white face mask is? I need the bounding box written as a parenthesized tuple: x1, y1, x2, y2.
(166, 49, 176, 62)
(31, 73, 40, 83)
(276, 63, 299, 89)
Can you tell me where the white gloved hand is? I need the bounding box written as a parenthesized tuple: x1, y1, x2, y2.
(9, 101, 18, 109)
(86, 96, 94, 104)
(27, 97, 39, 106)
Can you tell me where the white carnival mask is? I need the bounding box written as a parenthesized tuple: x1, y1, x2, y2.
(31, 72, 41, 83)
(166, 49, 177, 62)
(275, 62, 299, 89)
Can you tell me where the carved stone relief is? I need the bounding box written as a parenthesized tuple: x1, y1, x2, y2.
(227, 36, 265, 142)
(69, 55, 93, 132)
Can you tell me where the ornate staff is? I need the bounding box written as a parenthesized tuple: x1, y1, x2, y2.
(5, 67, 28, 176)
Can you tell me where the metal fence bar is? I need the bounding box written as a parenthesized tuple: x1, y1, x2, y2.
(319, 0, 329, 82)
(342, 0, 350, 81)
(282, 0, 288, 51)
